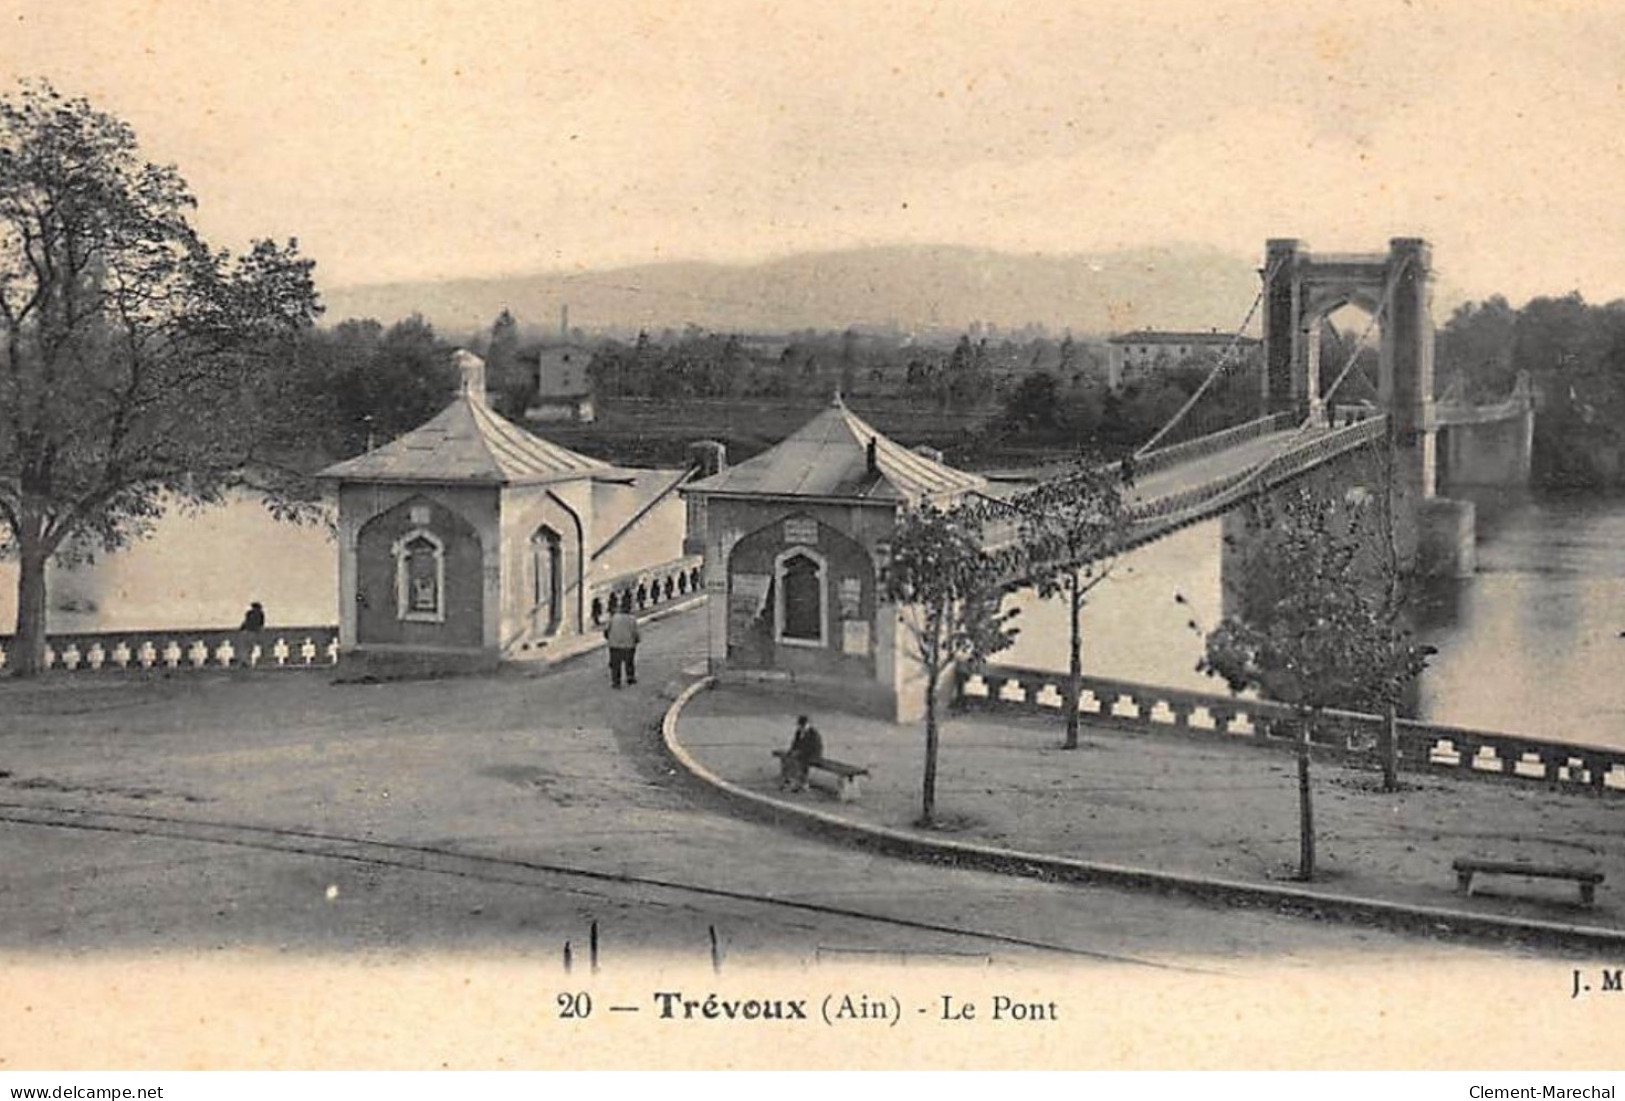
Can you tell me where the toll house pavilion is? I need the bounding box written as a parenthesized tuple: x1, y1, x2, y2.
(681, 395, 988, 721)
(320, 351, 695, 675)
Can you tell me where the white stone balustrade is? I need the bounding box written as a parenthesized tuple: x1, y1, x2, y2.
(0, 626, 340, 674)
(958, 663, 1625, 796)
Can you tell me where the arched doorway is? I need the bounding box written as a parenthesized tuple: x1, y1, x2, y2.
(776, 547, 826, 645)
(530, 525, 562, 637)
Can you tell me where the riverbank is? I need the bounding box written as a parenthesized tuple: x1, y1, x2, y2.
(0, 608, 1486, 966)
(7, 613, 1615, 1069)
(675, 681, 1625, 943)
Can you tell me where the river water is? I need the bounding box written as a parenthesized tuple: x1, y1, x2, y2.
(1409, 489, 1625, 743)
(3, 487, 1622, 746)
(1003, 487, 1625, 747)
(0, 492, 338, 636)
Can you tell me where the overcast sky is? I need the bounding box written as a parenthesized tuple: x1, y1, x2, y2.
(5, 0, 1623, 311)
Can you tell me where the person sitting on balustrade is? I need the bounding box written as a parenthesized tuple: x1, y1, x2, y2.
(237, 601, 266, 667)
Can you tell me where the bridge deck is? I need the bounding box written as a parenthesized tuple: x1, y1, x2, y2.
(1129, 427, 1338, 508)
(986, 427, 1327, 508)
(980, 422, 1373, 563)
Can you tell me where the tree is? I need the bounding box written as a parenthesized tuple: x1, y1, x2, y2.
(300, 314, 457, 458)
(1057, 333, 1077, 376)
(838, 327, 859, 397)
(1002, 371, 1063, 434)
(1436, 295, 1517, 401)
(0, 82, 320, 675)
(483, 307, 530, 417)
(1423, 291, 1625, 489)
(1366, 420, 1432, 792)
(1012, 458, 1131, 749)
(883, 500, 1019, 827)
(1199, 483, 1431, 880)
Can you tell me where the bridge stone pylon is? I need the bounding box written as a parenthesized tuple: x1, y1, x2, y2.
(1262, 237, 1437, 502)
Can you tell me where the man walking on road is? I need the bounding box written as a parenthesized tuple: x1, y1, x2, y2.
(604, 602, 640, 688)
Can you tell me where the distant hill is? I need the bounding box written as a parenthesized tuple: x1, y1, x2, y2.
(319, 243, 1260, 339)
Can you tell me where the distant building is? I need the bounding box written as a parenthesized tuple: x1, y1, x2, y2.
(1105, 331, 1259, 388)
(523, 345, 595, 423)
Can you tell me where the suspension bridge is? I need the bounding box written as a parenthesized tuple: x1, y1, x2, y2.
(999, 237, 1535, 567)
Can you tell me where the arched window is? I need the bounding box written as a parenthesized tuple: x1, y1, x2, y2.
(775, 547, 826, 646)
(392, 528, 446, 623)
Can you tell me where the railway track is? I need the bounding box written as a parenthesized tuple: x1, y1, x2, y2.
(0, 799, 1199, 971)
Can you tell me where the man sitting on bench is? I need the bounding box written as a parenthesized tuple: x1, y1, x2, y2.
(779, 714, 823, 793)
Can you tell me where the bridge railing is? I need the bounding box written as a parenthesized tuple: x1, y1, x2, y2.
(1245, 414, 1386, 490)
(957, 664, 1625, 794)
(1435, 397, 1529, 426)
(1124, 414, 1388, 537)
(0, 626, 341, 673)
(1131, 412, 1295, 480)
(988, 415, 1391, 579)
(589, 553, 705, 625)
(1435, 371, 1536, 426)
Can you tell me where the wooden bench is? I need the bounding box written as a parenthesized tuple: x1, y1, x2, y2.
(1452, 858, 1604, 907)
(773, 750, 869, 801)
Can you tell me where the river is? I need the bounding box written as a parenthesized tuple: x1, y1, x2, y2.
(4, 487, 1622, 746)
(0, 491, 338, 636)
(1409, 488, 1625, 743)
(1005, 488, 1625, 746)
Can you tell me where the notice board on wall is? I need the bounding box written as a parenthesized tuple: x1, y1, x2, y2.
(730, 573, 771, 637)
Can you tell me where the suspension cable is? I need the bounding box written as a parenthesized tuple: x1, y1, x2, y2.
(1135, 253, 1286, 458)
(1317, 251, 1410, 410)
(1316, 297, 1387, 410)
(1197, 251, 1409, 506)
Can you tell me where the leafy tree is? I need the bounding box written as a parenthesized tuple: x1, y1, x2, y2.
(1013, 458, 1131, 748)
(1362, 420, 1434, 792)
(1061, 375, 1107, 442)
(301, 314, 457, 457)
(883, 500, 1018, 827)
(1103, 375, 1189, 448)
(1435, 296, 1517, 401)
(483, 307, 530, 417)
(1199, 481, 1431, 880)
(277, 317, 381, 457)
(0, 81, 320, 675)
(839, 327, 859, 397)
(1002, 371, 1063, 434)
(1422, 291, 1625, 488)
(1057, 333, 1077, 376)
(720, 333, 748, 398)
(1513, 292, 1597, 382)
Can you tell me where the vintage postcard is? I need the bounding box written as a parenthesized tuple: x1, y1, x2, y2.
(1, 0, 1623, 1077)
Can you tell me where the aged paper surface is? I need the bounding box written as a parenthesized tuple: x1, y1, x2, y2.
(1, 0, 1623, 1073)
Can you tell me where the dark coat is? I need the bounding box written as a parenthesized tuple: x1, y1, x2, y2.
(788, 722, 823, 764)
